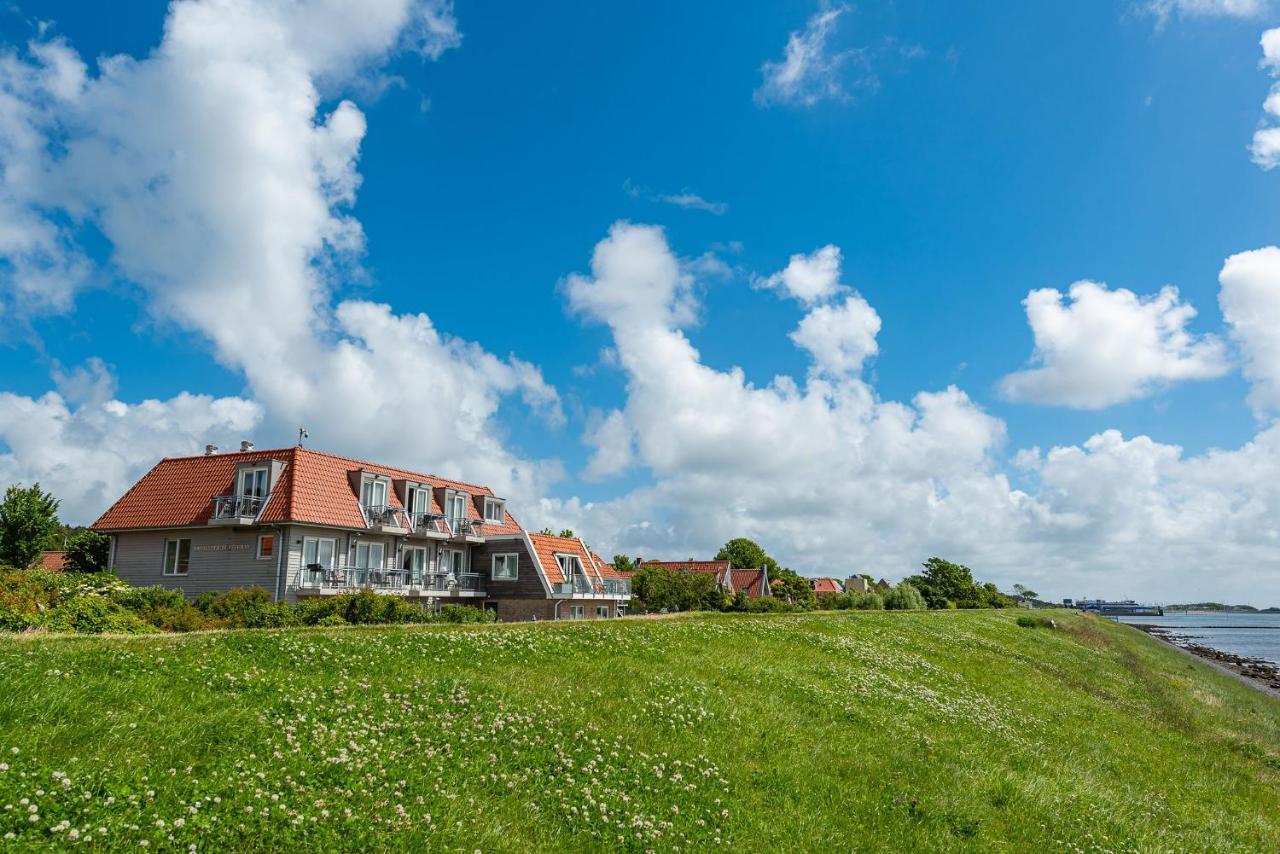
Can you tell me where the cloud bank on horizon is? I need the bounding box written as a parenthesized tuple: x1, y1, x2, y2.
(0, 0, 1278, 604)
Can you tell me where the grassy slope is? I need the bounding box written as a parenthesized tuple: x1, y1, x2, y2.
(0, 610, 1277, 851)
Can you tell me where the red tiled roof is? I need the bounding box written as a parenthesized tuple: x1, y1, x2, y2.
(39, 551, 67, 572)
(527, 533, 595, 585)
(91, 446, 522, 535)
(730, 568, 767, 597)
(811, 577, 842, 595)
(591, 551, 625, 579)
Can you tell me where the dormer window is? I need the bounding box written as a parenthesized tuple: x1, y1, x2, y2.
(483, 498, 504, 524)
(557, 554, 582, 579)
(445, 492, 467, 526)
(239, 467, 268, 499)
(407, 485, 431, 517)
(360, 476, 387, 509)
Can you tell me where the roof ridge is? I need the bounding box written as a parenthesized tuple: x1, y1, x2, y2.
(291, 446, 498, 495)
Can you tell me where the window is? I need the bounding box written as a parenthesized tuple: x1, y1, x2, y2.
(557, 554, 581, 578)
(408, 486, 430, 516)
(568, 605, 585, 620)
(596, 606, 609, 619)
(403, 547, 428, 585)
(355, 541, 385, 569)
(239, 467, 268, 498)
(442, 548, 467, 576)
(483, 499, 504, 524)
(491, 553, 518, 580)
(302, 537, 336, 570)
(163, 538, 191, 575)
(257, 533, 274, 559)
(361, 477, 387, 508)
(445, 493, 467, 525)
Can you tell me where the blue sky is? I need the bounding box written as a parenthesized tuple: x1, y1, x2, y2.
(2, 0, 1279, 603)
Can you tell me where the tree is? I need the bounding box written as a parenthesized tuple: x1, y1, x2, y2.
(558, 529, 576, 539)
(64, 530, 110, 573)
(714, 538, 777, 573)
(611, 554, 638, 573)
(769, 567, 817, 610)
(1012, 584, 1039, 603)
(0, 483, 60, 568)
(630, 566, 724, 612)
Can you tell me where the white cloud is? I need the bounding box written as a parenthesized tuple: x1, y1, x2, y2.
(0, 363, 261, 524)
(999, 281, 1228, 409)
(546, 223, 1280, 606)
(789, 295, 881, 376)
(1141, 0, 1269, 28)
(754, 244, 846, 305)
(0, 0, 563, 512)
(1219, 246, 1280, 413)
(623, 180, 727, 215)
(1252, 27, 1280, 169)
(754, 5, 875, 108)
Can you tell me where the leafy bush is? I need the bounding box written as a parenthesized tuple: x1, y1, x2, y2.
(436, 604, 496, 624)
(41, 595, 155, 634)
(316, 613, 347, 627)
(1016, 614, 1056, 629)
(742, 595, 797, 613)
(849, 591, 885, 611)
(883, 582, 927, 611)
(64, 530, 110, 573)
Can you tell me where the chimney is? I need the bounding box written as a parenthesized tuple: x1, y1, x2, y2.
(240, 440, 255, 452)
(204, 444, 218, 456)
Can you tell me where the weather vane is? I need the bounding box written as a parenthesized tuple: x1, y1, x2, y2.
(297, 426, 309, 446)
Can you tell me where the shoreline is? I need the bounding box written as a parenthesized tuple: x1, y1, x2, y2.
(1129, 622, 1280, 701)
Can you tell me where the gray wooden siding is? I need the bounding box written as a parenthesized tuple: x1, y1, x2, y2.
(111, 526, 284, 598)
(471, 537, 544, 598)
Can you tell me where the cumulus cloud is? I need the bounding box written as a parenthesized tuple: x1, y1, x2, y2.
(754, 244, 846, 305)
(1251, 27, 1280, 169)
(0, 362, 261, 523)
(999, 281, 1229, 409)
(789, 295, 881, 376)
(1219, 246, 1280, 414)
(1141, 0, 1269, 27)
(0, 0, 562, 513)
(754, 4, 877, 108)
(547, 222, 1280, 605)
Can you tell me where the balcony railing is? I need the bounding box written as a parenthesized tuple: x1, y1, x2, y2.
(448, 517, 483, 539)
(551, 576, 633, 597)
(410, 512, 451, 536)
(298, 566, 484, 595)
(210, 494, 264, 521)
(361, 504, 411, 530)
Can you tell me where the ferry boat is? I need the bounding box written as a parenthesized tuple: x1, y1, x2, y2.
(1072, 598, 1164, 617)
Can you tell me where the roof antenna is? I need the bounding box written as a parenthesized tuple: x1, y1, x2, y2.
(297, 426, 309, 447)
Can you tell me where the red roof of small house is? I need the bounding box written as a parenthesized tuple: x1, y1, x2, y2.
(811, 577, 842, 595)
(591, 552, 626, 579)
(730, 568, 767, 597)
(527, 532, 596, 585)
(91, 446, 523, 535)
(39, 551, 67, 572)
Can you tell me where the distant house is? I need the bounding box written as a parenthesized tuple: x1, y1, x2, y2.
(89, 444, 630, 620)
(874, 578, 892, 593)
(39, 551, 67, 572)
(844, 576, 870, 594)
(810, 577, 842, 596)
(642, 559, 769, 598)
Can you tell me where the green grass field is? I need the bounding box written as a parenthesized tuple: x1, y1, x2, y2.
(0, 609, 1277, 851)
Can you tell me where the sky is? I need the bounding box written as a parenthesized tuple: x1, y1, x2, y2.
(1, 0, 1279, 604)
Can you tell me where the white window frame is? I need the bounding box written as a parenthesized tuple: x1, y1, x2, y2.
(483, 498, 504, 524)
(256, 533, 274, 560)
(568, 605, 585, 620)
(403, 546, 428, 585)
(445, 492, 468, 525)
(239, 466, 268, 498)
(556, 553, 582, 579)
(302, 536, 337, 570)
(355, 541, 385, 569)
(596, 606, 609, 619)
(361, 477, 387, 508)
(162, 538, 191, 576)
(491, 553, 518, 580)
(408, 486, 430, 516)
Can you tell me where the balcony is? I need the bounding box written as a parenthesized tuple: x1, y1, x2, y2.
(362, 504, 410, 534)
(446, 517, 485, 543)
(551, 576, 631, 598)
(409, 512, 451, 539)
(209, 494, 264, 525)
(297, 566, 485, 597)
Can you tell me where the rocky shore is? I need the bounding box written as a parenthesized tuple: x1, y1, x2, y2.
(1133, 623, 1280, 694)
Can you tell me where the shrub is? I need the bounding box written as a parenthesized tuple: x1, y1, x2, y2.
(41, 595, 156, 634)
(64, 530, 110, 573)
(437, 604, 496, 623)
(317, 613, 347, 627)
(884, 583, 927, 611)
(1016, 614, 1055, 629)
(849, 591, 885, 611)
(743, 596, 797, 613)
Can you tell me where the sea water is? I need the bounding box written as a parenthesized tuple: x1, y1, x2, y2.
(1114, 612, 1280, 666)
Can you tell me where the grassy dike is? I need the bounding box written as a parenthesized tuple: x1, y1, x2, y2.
(0, 609, 1277, 851)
